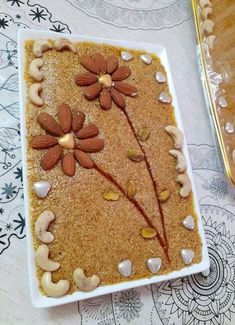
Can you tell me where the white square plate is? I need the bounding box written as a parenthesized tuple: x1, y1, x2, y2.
(18, 29, 210, 308)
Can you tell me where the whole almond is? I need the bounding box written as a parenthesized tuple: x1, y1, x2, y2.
(72, 111, 85, 133)
(38, 113, 62, 136)
(110, 88, 126, 109)
(80, 55, 99, 74)
(62, 152, 75, 176)
(126, 180, 137, 199)
(76, 138, 104, 152)
(84, 82, 102, 100)
(76, 123, 99, 139)
(112, 66, 131, 81)
(75, 72, 98, 86)
(114, 82, 138, 97)
(99, 89, 112, 110)
(94, 53, 106, 73)
(58, 103, 72, 133)
(31, 135, 58, 149)
(127, 149, 144, 162)
(74, 150, 94, 169)
(41, 145, 63, 170)
(107, 55, 118, 74)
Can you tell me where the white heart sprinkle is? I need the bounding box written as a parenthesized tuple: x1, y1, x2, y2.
(218, 96, 228, 108)
(140, 54, 152, 65)
(158, 92, 171, 103)
(118, 260, 132, 277)
(121, 51, 133, 61)
(182, 215, 195, 230)
(33, 181, 51, 198)
(224, 122, 234, 134)
(181, 249, 195, 264)
(201, 268, 210, 277)
(147, 257, 162, 274)
(155, 71, 166, 83)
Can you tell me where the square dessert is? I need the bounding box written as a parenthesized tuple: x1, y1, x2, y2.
(23, 36, 202, 299)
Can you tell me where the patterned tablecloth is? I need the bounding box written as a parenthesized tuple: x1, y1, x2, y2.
(0, 1, 235, 324)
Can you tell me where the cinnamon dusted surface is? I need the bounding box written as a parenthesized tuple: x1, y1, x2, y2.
(25, 40, 202, 294)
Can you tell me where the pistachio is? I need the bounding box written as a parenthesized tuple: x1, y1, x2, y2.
(138, 127, 150, 142)
(140, 227, 157, 239)
(127, 149, 144, 162)
(158, 190, 170, 202)
(103, 188, 120, 201)
(126, 180, 137, 199)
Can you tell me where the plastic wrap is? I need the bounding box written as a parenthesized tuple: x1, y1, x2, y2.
(192, 0, 235, 185)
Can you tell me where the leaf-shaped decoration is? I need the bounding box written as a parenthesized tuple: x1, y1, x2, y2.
(0, 127, 21, 150)
(0, 73, 19, 92)
(1, 102, 19, 120)
(82, 295, 113, 320)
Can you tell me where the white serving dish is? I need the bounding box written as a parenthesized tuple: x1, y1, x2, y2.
(18, 29, 210, 308)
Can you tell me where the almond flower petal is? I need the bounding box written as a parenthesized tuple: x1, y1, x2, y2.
(76, 138, 104, 153)
(110, 88, 126, 108)
(84, 82, 102, 100)
(99, 89, 112, 110)
(94, 53, 107, 74)
(76, 123, 99, 139)
(31, 135, 58, 149)
(62, 152, 76, 176)
(41, 145, 63, 170)
(38, 112, 62, 136)
(72, 111, 85, 133)
(75, 72, 98, 86)
(112, 66, 132, 81)
(58, 103, 72, 133)
(113, 81, 138, 97)
(107, 55, 118, 74)
(74, 150, 94, 169)
(80, 55, 100, 74)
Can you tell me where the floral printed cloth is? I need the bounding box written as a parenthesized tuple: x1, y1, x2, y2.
(0, 1, 234, 324)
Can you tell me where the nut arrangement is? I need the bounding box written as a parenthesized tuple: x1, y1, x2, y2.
(27, 38, 199, 298)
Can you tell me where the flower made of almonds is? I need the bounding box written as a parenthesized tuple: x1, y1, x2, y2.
(30, 103, 104, 176)
(75, 53, 138, 110)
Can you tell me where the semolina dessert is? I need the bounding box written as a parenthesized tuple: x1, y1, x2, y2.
(24, 37, 202, 297)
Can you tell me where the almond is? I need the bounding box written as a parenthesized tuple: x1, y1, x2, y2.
(74, 150, 94, 169)
(94, 53, 106, 73)
(58, 103, 72, 133)
(76, 123, 99, 139)
(84, 82, 102, 100)
(75, 72, 98, 86)
(110, 88, 126, 109)
(41, 145, 63, 170)
(72, 111, 85, 133)
(38, 112, 62, 136)
(99, 89, 112, 110)
(106, 55, 118, 74)
(62, 152, 75, 176)
(31, 135, 58, 149)
(114, 82, 138, 97)
(112, 66, 131, 81)
(80, 55, 99, 74)
(76, 138, 104, 153)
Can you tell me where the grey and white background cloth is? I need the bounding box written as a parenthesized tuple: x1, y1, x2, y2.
(0, 0, 234, 324)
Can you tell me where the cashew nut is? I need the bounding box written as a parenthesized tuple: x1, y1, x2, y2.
(33, 39, 53, 58)
(29, 83, 43, 106)
(73, 267, 100, 292)
(201, 7, 212, 20)
(28, 58, 44, 82)
(165, 125, 184, 149)
(41, 272, 70, 298)
(205, 35, 216, 49)
(35, 210, 55, 243)
(176, 174, 192, 198)
(169, 149, 187, 173)
(199, 0, 212, 8)
(54, 38, 77, 53)
(35, 244, 60, 271)
(203, 19, 214, 33)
